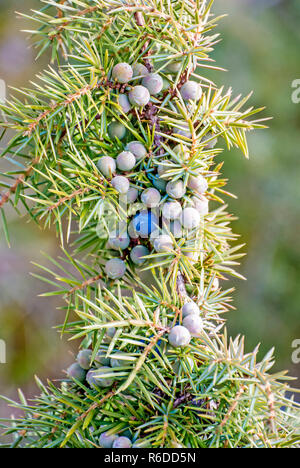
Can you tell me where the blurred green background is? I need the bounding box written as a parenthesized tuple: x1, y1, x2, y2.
(0, 0, 299, 421)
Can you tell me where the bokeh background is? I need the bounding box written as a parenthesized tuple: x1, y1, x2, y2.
(0, 0, 299, 424)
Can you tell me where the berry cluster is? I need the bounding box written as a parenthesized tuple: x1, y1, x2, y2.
(97, 61, 213, 280)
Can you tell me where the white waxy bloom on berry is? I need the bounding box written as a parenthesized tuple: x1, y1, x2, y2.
(162, 200, 182, 220)
(97, 156, 116, 178)
(183, 314, 203, 336)
(153, 234, 173, 253)
(180, 81, 202, 101)
(112, 62, 133, 83)
(187, 174, 208, 194)
(141, 188, 161, 207)
(111, 175, 130, 194)
(169, 325, 191, 348)
(108, 121, 127, 140)
(129, 85, 150, 107)
(181, 207, 201, 229)
(116, 151, 136, 172)
(166, 180, 186, 199)
(142, 73, 163, 95)
(182, 301, 200, 318)
(105, 258, 126, 279)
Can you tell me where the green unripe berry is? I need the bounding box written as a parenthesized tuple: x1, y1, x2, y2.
(192, 195, 209, 215)
(113, 436, 132, 448)
(111, 175, 130, 194)
(162, 200, 182, 220)
(165, 61, 181, 74)
(86, 367, 114, 389)
(67, 363, 86, 382)
(142, 73, 163, 95)
(99, 431, 118, 448)
(132, 63, 149, 78)
(166, 180, 186, 199)
(181, 207, 201, 229)
(116, 151, 136, 172)
(97, 156, 116, 178)
(182, 301, 200, 318)
(129, 85, 150, 107)
(180, 81, 202, 101)
(183, 314, 203, 336)
(153, 177, 167, 192)
(187, 174, 208, 194)
(105, 258, 126, 279)
(153, 234, 173, 253)
(141, 187, 161, 207)
(125, 141, 147, 160)
(130, 245, 149, 265)
(103, 327, 116, 343)
(108, 121, 127, 140)
(77, 349, 92, 370)
(169, 326, 191, 348)
(112, 62, 133, 83)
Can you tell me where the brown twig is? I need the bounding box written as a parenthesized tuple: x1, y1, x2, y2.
(47, 187, 90, 212)
(68, 273, 103, 295)
(0, 158, 39, 209)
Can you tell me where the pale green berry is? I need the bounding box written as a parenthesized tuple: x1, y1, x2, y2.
(116, 94, 131, 114)
(187, 174, 208, 194)
(77, 349, 92, 370)
(141, 188, 161, 208)
(97, 156, 116, 178)
(165, 61, 181, 74)
(192, 195, 209, 215)
(105, 258, 126, 279)
(108, 230, 130, 250)
(180, 81, 202, 101)
(126, 187, 139, 203)
(129, 85, 150, 107)
(112, 62, 133, 83)
(111, 175, 130, 194)
(166, 180, 186, 199)
(110, 352, 130, 368)
(99, 432, 118, 448)
(162, 77, 171, 91)
(181, 207, 201, 229)
(130, 245, 149, 265)
(142, 73, 163, 95)
(108, 121, 127, 140)
(169, 325, 191, 348)
(183, 314, 203, 336)
(125, 141, 147, 160)
(162, 200, 182, 220)
(67, 363, 86, 382)
(153, 234, 173, 253)
(132, 63, 149, 78)
(182, 301, 200, 318)
(113, 436, 132, 448)
(116, 151, 136, 172)
(86, 367, 114, 389)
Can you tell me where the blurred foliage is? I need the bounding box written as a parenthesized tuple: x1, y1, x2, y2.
(0, 0, 299, 421)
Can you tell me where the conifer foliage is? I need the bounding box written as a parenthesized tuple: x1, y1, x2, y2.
(0, 0, 299, 448)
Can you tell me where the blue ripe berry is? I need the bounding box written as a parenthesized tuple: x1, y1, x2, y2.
(108, 230, 130, 250)
(125, 141, 147, 161)
(105, 258, 126, 279)
(182, 301, 200, 318)
(112, 62, 133, 83)
(192, 195, 209, 215)
(129, 85, 150, 107)
(99, 431, 118, 448)
(153, 234, 173, 253)
(108, 121, 127, 140)
(183, 314, 203, 336)
(111, 175, 130, 194)
(166, 180, 186, 199)
(116, 94, 131, 114)
(113, 437, 132, 449)
(142, 73, 163, 95)
(141, 188, 161, 208)
(180, 81, 202, 101)
(95, 349, 110, 367)
(77, 349, 92, 370)
(86, 367, 114, 389)
(130, 245, 150, 265)
(132, 63, 149, 78)
(162, 200, 182, 220)
(187, 174, 208, 194)
(169, 325, 191, 348)
(126, 187, 139, 203)
(181, 207, 201, 229)
(116, 151, 136, 172)
(133, 210, 159, 238)
(97, 156, 116, 178)
(67, 363, 86, 382)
